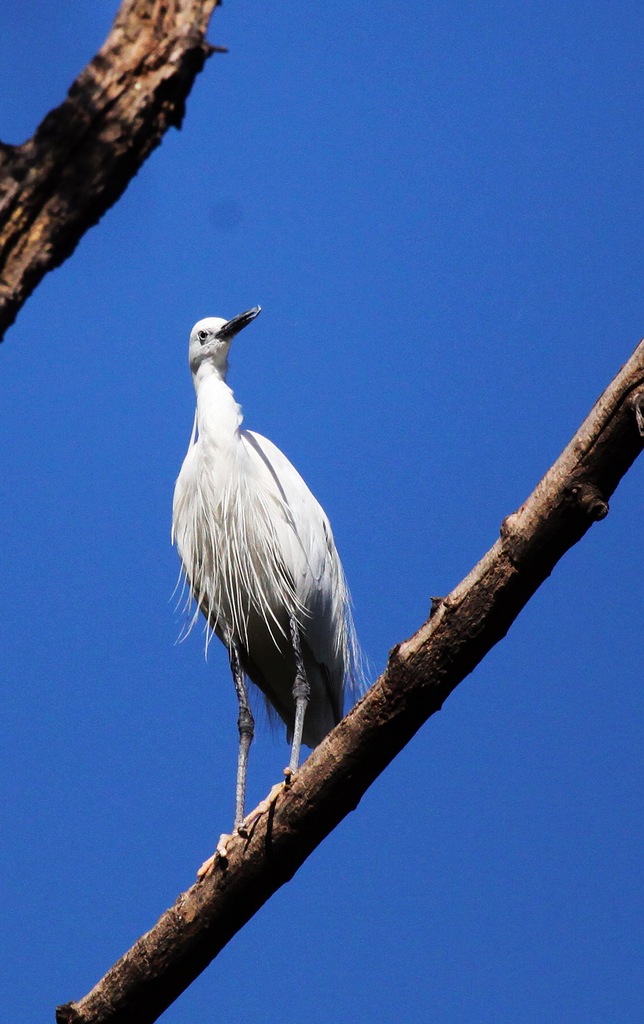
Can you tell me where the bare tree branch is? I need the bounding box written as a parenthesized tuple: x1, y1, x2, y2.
(0, 0, 221, 341)
(56, 339, 644, 1024)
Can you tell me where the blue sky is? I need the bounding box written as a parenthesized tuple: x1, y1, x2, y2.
(0, 3, 642, 1022)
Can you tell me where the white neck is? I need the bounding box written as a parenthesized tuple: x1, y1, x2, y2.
(193, 369, 243, 449)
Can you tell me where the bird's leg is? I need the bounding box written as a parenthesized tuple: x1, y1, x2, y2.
(227, 638, 254, 827)
(288, 616, 310, 773)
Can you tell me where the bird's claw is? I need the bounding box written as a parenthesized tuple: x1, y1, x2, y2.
(197, 833, 231, 879)
(237, 780, 288, 838)
(196, 780, 290, 880)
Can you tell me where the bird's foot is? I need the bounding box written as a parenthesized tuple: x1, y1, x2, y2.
(237, 780, 288, 838)
(197, 833, 232, 879)
(196, 780, 290, 879)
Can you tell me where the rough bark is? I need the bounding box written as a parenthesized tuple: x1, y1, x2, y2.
(56, 339, 644, 1024)
(0, 0, 221, 341)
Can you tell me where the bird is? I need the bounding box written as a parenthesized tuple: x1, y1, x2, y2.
(172, 306, 359, 827)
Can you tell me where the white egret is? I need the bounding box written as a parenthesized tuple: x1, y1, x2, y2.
(172, 306, 359, 826)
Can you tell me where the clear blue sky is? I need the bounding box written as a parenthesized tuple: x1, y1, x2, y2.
(0, 3, 642, 1022)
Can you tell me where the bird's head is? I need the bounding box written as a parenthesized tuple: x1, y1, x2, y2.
(188, 307, 261, 380)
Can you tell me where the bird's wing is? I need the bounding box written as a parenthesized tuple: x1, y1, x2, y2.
(241, 430, 352, 681)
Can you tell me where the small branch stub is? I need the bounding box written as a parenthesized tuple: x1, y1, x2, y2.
(570, 482, 609, 521)
(632, 390, 644, 437)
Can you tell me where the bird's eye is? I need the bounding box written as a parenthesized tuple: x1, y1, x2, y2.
(197, 330, 209, 344)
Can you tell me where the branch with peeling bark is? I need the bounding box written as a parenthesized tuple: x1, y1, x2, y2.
(0, 0, 221, 341)
(56, 340, 644, 1024)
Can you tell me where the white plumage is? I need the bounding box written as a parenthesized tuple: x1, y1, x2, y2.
(172, 307, 359, 823)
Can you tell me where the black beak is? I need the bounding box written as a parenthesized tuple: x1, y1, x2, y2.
(218, 306, 262, 340)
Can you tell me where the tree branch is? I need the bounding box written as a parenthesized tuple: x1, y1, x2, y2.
(0, 0, 221, 341)
(56, 338, 644, 1024)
